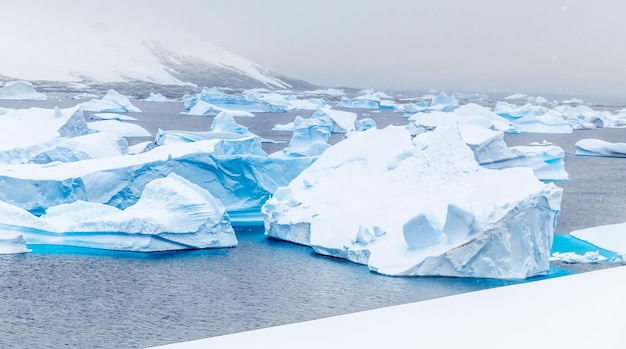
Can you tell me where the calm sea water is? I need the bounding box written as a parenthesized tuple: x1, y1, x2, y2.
(0, 97, 623, 348)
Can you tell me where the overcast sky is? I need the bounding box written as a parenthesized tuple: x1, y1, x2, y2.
(6, 1, 626, 102)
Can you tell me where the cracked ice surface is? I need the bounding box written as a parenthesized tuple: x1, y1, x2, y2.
(263, 124, 562, 279)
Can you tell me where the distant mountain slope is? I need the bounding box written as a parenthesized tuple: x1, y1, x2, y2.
(0, 16, 315, 90)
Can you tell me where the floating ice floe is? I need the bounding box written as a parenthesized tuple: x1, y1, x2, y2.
(88, 120, 152, 138)
(263, 124, 562, 279)
(313, 108, 357, 133)
(337, 89, 392, 109)
(89, 113, 138, 121)
(568, 223, 626, 261)
(182, 100, 255, 117)
(156, 112, 267, 156)
(183, 87, 292, 114)
(0, 81, 47, 100)
(575, 139, 626, 157)
(144, 92, 175, 102)
(0, 173, 237, 252)
(0, 106, 130, 164)
(428, 92, 459, 112)
(80, 89, 142, 113)
(271, 115, 333, 158)
(494, 102, 572, 133)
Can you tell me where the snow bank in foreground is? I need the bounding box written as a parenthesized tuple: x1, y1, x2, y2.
(263, 125, 562, 279)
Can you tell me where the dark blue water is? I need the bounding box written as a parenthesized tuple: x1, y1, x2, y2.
(0, 227, 570, 349)
(0, 98, 623, 348)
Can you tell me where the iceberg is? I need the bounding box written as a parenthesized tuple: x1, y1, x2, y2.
(337, 91, 380, 109)
(271, 115, 333, 158)
(263, 124, 562, 279)
(0, 80, 46, 100)
(569, 223, 626, 261)
(453, 103, 516, 133)
(0, 173, 237, 252)
(88, 120, 152, 138)
(428, 92, 459, 112)
(182, 100, 255, 117)
(80, 89, 142, 113)
(0, 132, 128, 164)
(0, 137, 315, 223)
(311, 108, 357, 133)
(0, 233, 29, 254)
(0, 106, 91, 150)
(494, 102, 573, 133)
(89, 113, 138, 121)
(575, 139, 626, 157)
(183, 87, 291, 114)
(144, 92, 176, 102)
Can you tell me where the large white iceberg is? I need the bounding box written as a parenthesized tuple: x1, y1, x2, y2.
(80, 89, 142, 113)
(263, 124, 562, 279)
(0, 173, 237, 252)
(0, 81, 47, 100)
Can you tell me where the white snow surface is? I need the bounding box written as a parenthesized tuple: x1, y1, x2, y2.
(0, 81, 47, 100)
(263, 125, 562, 278)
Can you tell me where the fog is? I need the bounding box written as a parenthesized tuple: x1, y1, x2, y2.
(4, 0, 626, 102)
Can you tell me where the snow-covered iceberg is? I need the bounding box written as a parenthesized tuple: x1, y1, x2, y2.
(0, 81, 46, 100)
(80, 89, 142, 113)
(0, 173, 237, 252)
(568, 223, 626, 261)
(494, 102, 572, 133)
(336, 90, 388, 109)
(0, 106, 91, 150)
(0, 132, 128, 164)
(0, 137, 315, 224)
(88, 120, 152, 138)
(183, 87, 291, 114)
(263, 124, 562, 279)
(312, 108, 357, 133)
(575, 139, 626, 157)
(271, 115, 333, 158)
(144, 92, 176, 102)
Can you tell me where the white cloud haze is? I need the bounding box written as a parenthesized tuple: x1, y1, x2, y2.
(4, 0, 626, 102)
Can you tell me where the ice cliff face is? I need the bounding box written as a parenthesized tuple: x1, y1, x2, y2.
(263, 124, 562, 279)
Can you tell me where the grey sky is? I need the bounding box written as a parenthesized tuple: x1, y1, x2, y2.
(6, 1, 626, 102)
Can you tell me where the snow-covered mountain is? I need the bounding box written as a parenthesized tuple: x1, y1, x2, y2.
(0, 14, 313, 91)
